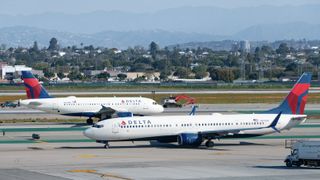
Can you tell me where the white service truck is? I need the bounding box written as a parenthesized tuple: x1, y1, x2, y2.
(284, 141, 320, 167)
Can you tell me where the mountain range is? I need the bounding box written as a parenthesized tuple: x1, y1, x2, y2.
(0, 5, 319, 48)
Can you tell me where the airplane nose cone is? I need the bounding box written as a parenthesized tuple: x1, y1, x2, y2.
(83, 128, 95, 139)
(157, 105, 164, 113)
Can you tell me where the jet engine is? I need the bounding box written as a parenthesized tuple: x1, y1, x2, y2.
(177, 133, 203, 147)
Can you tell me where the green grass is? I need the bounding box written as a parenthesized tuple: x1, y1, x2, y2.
(0, 83, 296, 91)
(2, 92, 320, 104)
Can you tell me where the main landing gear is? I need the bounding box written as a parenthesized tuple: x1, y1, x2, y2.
(205, 139, 214, 148)
(86, 118, 93, 125)
(104, 142, 110, 149)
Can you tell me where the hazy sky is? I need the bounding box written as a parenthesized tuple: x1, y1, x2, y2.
(1, 0, 320, 15)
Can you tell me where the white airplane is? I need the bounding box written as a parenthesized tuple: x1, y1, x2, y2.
(84, 73, 311, 148)
(19, 71, 164, 124)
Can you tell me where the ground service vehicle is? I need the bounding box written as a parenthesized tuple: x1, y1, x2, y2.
(162, 95, 195, 108)
(0, 101, 17, 108)
(285, 141, 320, 167)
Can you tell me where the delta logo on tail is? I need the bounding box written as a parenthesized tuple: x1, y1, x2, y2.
(21, 71, 52, 99)
(266, 72, 311, 115)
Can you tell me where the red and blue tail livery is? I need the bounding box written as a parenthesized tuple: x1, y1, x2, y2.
(266, 72, 312, 115)
(21, 71, 52, 99)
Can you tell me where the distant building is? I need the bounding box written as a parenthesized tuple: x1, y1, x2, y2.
(240, 40, 251, 53)
(1, 65, 32, 80)
(126, 72, 160, 81)
(83, 70, 104, 77)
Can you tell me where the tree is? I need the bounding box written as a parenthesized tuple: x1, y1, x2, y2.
(174, 67, 191, 78)
(285, 63, 298, 72)
(159, 69, 171, 81)
(102, 59, 112, 69)
(31, 41, 39, 52)
(68, 70, 83, 81)
(134, 76, 146, 82)
(95, 72, 110, 81)
(276, 43, 290, 55)
(192, 65, 207, 79)
(43, 68, 54, 79)
(209, 68, 235, 83)
(57, 72, 65, 79)
(117, 73, 127, 81)
(48, 37, 59, 51)
(149, 41, 159, 60)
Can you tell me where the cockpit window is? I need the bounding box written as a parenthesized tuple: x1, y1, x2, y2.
(152, 102, 158, 105)
(92, 123, 104, 128)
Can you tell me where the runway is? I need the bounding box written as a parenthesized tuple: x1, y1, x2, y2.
(1, 103, 320, 121)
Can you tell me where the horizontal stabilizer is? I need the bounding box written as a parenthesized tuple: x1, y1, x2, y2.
(268, 112, 282, 133)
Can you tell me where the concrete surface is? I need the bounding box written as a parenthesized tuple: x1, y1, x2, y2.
(0, 121, 320, 179)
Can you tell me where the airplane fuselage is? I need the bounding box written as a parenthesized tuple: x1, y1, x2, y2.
(20, 96, 164, 117)
(84, 114, 306, 142)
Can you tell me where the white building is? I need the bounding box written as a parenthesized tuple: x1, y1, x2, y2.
(240, 40, 251, 53)
(1, 65, 32, 80)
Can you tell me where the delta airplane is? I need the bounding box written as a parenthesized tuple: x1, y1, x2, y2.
(19, 71, 164, 124)
(84, 73, 311, 148)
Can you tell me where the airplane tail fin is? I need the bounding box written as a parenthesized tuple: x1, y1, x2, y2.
(189, 105, 198, 116)
(21, 71, 52, 99)
(265, 72, 312, 115)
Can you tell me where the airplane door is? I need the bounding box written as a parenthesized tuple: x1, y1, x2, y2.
(52, 103, 59, 113)
(143, 101, 149, 110)
(112, 123, 119, 133)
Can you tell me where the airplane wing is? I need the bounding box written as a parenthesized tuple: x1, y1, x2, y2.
(95, 105, 132, 119)
(197, 112, 282, 138)
(97, 105, 117, 115)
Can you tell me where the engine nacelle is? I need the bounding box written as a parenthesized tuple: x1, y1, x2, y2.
(117, 112, 133, 117)
(177, 133, 203, 147)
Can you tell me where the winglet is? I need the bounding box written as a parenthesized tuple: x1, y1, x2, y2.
(189, 105, 198, 116)
(268, 112, 282, 133)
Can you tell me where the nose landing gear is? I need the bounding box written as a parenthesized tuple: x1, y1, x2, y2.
(86, 118, 93, 125)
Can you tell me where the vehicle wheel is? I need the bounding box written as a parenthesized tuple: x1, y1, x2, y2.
(205, 140, 214, 148)
(286, 161, 293, 167)
(104, 144, 109, 149)
(87, 119, 93, 125)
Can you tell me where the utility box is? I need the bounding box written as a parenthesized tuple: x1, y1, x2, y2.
(32, 133, 40, 140)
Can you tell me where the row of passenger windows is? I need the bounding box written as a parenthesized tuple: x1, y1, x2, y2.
(120, 121, 265, 129)
(183, 121, 265, 127)
(63, 103, 140, 106)
(121, 124, 172, 128)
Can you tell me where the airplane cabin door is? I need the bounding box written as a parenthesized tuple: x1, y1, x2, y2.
(143, 101, 149, 110)
(112, 123, 119, 133)
(52, 103, 59, 113)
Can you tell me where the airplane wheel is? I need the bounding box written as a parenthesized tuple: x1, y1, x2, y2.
(205, 140, 214, 148)
(87, 118, 93, 125)
(104, 143, 109, 149)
